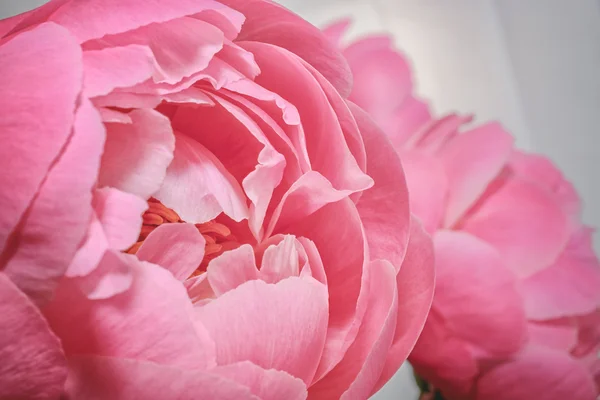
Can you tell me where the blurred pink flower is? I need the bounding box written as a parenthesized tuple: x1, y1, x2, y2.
(326, 18, 600, 400)
(0, 2, 434, 399)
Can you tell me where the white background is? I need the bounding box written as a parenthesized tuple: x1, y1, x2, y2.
(2, 1, 599, 399)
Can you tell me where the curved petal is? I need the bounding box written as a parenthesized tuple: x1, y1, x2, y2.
(522, 227, 600, 320)
(475, 346, 597, 400)
(99, 109, 175, 199)
(0, 273, 67, 400)
(4, 99, 105, 305)
(196, 277, 328, 385)
(351, 102, 410, 269)
(220, 0, 353, 97)
(321, 18, 352, 47)
(433, 230, 527, 356)
(65, 356, 258, 400)
(439, 122, 514, 227)
(207, 244, 259, 296)
(136, 223, 205, 281)
(0, 22, 81, 255)
(44, 259, 216, 370)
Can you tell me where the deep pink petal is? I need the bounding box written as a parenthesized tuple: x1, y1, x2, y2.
(65, 356, 258, 400)
(44, 259, 216, 369)
(196, 277, 328, 385)
(522, 227, 600, 320)
(528, 320, 578, 352)
(99, 109, 175, 199)
(475, 346, 597, 400)
(3, 99, 105, 305)
(154, 132, 248, 223)
(433, 230, 527, 356)
(351, 102, 411, 269)
(0, 273, 67, 400)
(309, 260, 398, 399)
(221, 0, 353, 97)
(439, 122, 514, 226)
(207, 244, 259, 296)
(461, 176, 570, 278)
(136, 223, 205, 281)
(0, 23, 81, 255)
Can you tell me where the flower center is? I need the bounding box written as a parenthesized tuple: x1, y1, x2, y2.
(127, 198, 238, 274)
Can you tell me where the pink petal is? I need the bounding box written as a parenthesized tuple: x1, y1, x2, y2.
(461, 176, 570, 278)
(136, 223, 205, 281)
(384, 98, 432, 150)
(321, 18, 352, 47)
(49, 0, 239, 43)
(433, 230, 527, 356)
(309, 260, 398, 399)
(259, 235, 301, 283)
(351, 102, 411, 270)
(522, 227, 600, 319)
(374, 217, 436, 393)
(66, 216, 109, 278)
(99, 109, 175, 199)
(71, 250, 135, 300)
(207, 244, 259, 296)
(221, 0, 353, 97)
(211, 361, 308, 400)
(0, 23, 81, 255)
(0, 273, 67, 400)
(439, 122, 514, 227)
(83, 44, 155, 97)
(3, 98, 105, 305)
(44, 259, 216, 369)
(65, 356, 258, 400)
(154, 132, 248, 223)
(196, 277, 329, 385)
(475, 346, 597, 400)
(528, 320, 578, 352)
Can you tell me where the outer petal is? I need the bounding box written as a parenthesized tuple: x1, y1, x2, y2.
(220, 0, 353, 97)
(196, 277, 328, 385)
(0, 273, 67, 400)
(0, 22, 81, 254)
(475, 346, 597, 400)
(438, 122, 514, 227)
(461, 177, 570, 278)
(44, 259, 216, 369)
(136, 223, 206, 281)
(321, 18, 352, 47)
(522, 227, 600, 320)
(351, 102, 410, 269)
(433, 230, 527, 356)
(3, 99, 105, 305)
(65, 356, 258, 400)
(99, 109, 175, 199)
(309, 260, 398, 400)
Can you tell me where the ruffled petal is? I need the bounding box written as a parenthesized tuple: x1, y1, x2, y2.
(207, 244, 259, 296)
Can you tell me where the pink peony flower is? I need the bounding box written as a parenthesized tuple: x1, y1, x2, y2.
(326, 19, 600, 400)
(0, 2, 435, 399)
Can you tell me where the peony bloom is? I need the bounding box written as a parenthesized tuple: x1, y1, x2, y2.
(326, 19, 600, 400)
(0, 2, 434, 399)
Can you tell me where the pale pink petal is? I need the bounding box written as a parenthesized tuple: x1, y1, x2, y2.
(321, 18, 352, 46)
(44, 259, 216, 369)
(407, 113, 473, 153)
(351, 103, 411, 269)
(196, 277, 329, 385)
(154, 132, 249, 223)
(83, 44, 155, 97)
(439, 122, 514, 227)
(433, 230, 527, 356)
(211, 361, 308, 400)
(4, 99, 105, 305)
(185, 272, 216, 304)
(259, 235, 301, 283)
(93, 187, 147, 250)
(384, 98, 432, 150)
(528, 320, 578, 352)
(475, 346, 597, 400)
(0, 273, 67, 400)
(0, 23, 81, 254)
(374, 217, 436, 393)
(97, 107, 133, 123)
(65, 356, 258, 400)
(207, 244, 259, 296)
(221, 0, 353, 96)
(296, 237, 328, 286)
(49, 0, 239, 43)
(461, 177, 570, 278)
(522, 227, 600, 319)
(136, 223, 205, 281)
(71, 250, 134, 300)
(99, 109, 175, 199)
(309, 260, 398, 400)
(66, 217, 108, 278)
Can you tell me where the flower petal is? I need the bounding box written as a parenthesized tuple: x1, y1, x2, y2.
(207, 244, 259, 296)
